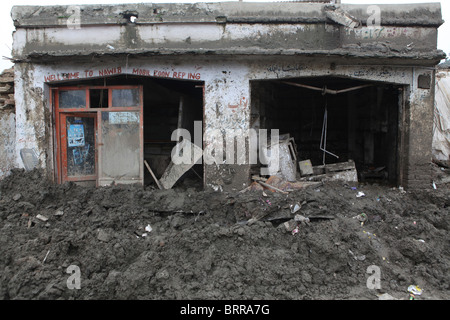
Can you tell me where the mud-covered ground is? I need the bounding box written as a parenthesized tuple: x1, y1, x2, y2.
(0, 167, 448, 300)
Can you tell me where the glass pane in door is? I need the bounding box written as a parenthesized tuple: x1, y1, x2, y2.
(65, 116, 96, 177)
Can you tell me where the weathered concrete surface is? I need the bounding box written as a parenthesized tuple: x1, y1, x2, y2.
(11, 2, 444, 27)
(433, 69, 450, 164)
(13, 63, 53, 181)
(403, 71, 436, 189)
(11, 3, 445, 64)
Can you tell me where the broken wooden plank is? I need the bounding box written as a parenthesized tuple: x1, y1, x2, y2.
(300, 169, 358, 183)
(256, 181, 289, 195)
(144, 160, 163, 190)
(317, 160, 357, 173)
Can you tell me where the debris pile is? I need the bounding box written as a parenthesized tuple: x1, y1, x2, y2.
(0, 169, 448, 300)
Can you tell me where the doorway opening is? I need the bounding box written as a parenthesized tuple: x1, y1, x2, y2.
(250, 76, 403, 185)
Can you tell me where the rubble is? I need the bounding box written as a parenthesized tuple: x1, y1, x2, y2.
(0, 169, 448, 300)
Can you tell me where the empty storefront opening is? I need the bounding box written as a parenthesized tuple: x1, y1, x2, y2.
(250, 77, 403, 185)
(142, 77, 204, 189)
(50, 75, 204, 188)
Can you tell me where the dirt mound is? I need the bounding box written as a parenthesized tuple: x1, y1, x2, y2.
(0, 169, 448, 300)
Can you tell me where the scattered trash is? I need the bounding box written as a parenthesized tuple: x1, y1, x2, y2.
(353, 213, 367, 226)
(299, 160, 314, 176)
(262, 191, 268, 197)
(432, 181, 437, 190)
(363, 230, 376, 238)
(290, 203, 301, 214)
(408, 285, 423, 299)
(54, 209, 64, 216)
(351, 187, 357, 191)
(291, 226, 299, 235)
(356, 191, 365, 198)
(399, 187, 406, 194)
(42, 250, 50, 264)
(415, 239, 425, 243)
(12, 193, 22, 201)
(348, 250, 366, 261)
(283, 220, 297, 233)
(141, 225, 153, 237)
(36, 214, 49, 222)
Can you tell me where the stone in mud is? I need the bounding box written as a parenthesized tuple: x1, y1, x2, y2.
(97, 229, 111, 242)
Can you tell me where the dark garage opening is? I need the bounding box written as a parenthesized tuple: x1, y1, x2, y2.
(250, 77, 402, 185)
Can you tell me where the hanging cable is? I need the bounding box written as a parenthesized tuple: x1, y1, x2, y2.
(319, 92, 339, 165)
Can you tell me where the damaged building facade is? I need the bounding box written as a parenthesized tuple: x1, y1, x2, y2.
(7, 2, 445, 191)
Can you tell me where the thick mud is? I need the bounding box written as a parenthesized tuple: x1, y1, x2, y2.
(0, 168, 448, 300)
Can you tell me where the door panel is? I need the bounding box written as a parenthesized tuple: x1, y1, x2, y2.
(98, 111, 143, 186)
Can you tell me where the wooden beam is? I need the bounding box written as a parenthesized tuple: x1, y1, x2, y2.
(144, 160, 163, 190)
